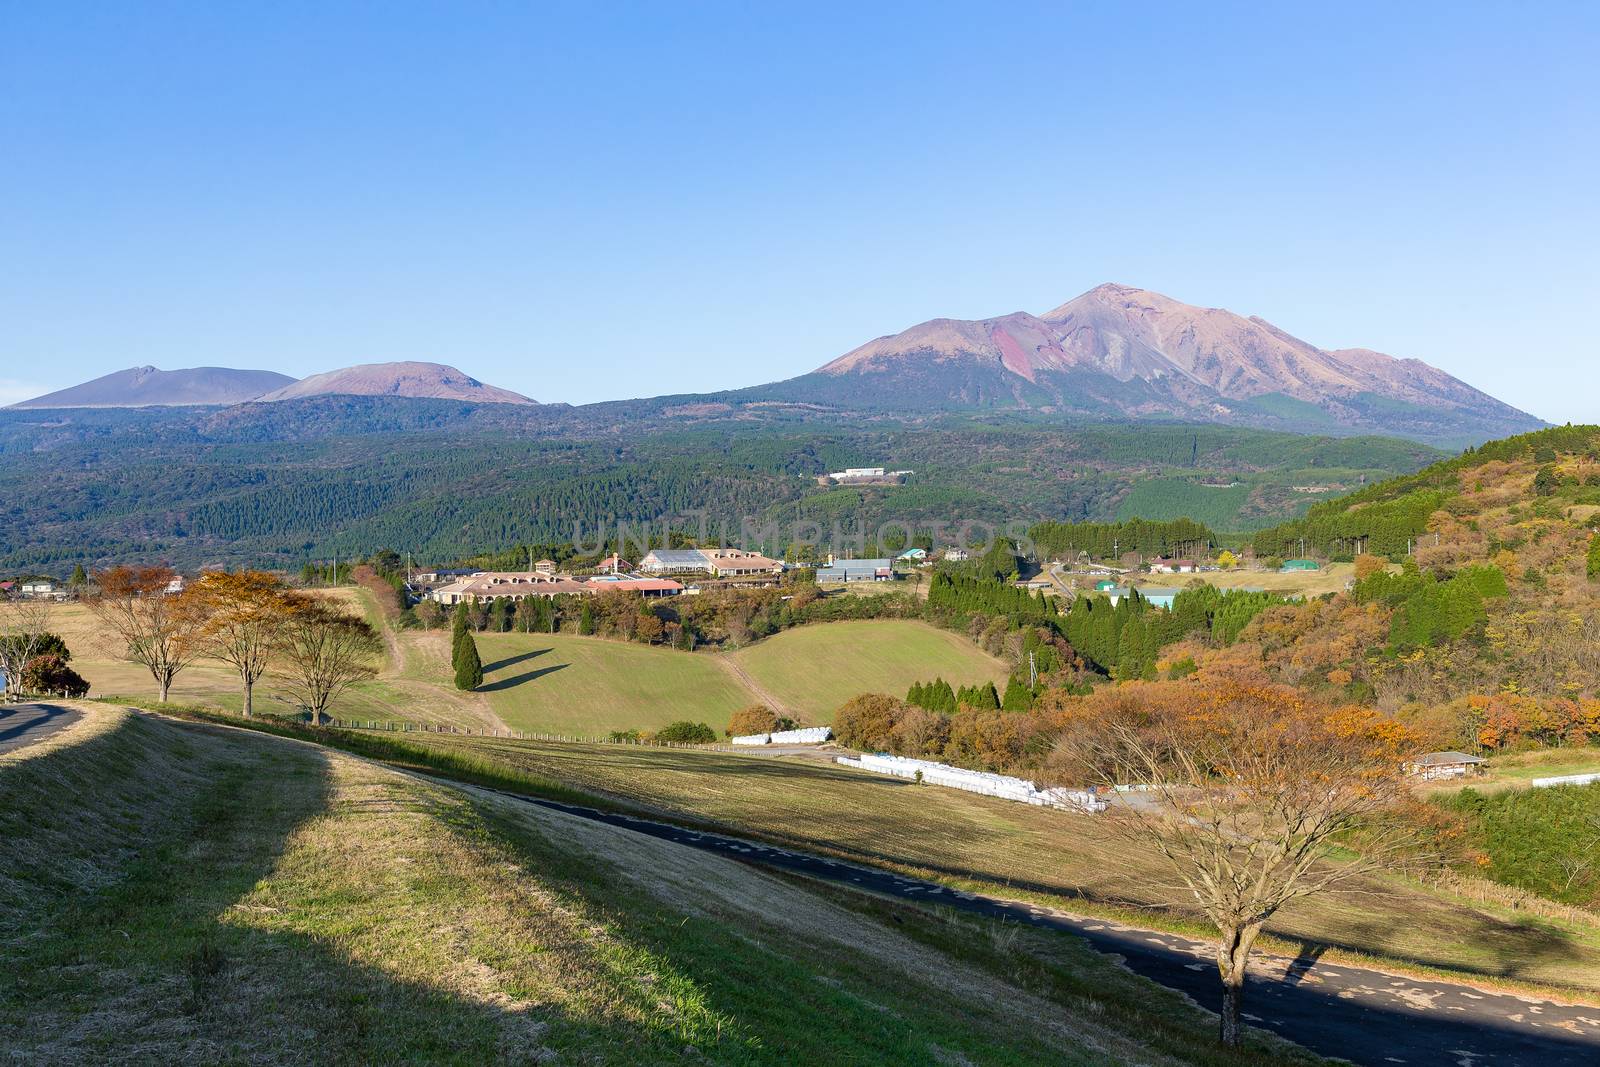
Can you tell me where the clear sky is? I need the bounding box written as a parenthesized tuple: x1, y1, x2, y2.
(3, 2, 1596, 420)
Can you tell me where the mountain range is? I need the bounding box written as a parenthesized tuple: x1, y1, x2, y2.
(9, 284, 1543, 444)
(771, 284, 1541, 442)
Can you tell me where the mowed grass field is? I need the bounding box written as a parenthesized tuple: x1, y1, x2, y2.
(729, 619, 1009, 722)
(409, 733, 1600, 995)
(476, 621, 1010, 735)
(1, 705, 1285, 1065)
(476, 633, 753, 735)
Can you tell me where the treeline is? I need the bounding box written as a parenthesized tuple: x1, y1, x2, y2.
(926, 572, 1055, 621)
(1062, 585, 1281, 678)
(1251, 488, 1447, 561)
(1029, 517, 1214, 560)
(1353, 560, 1507, 650)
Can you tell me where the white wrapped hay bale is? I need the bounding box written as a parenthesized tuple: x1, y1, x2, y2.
(835, 753, 1105, 813)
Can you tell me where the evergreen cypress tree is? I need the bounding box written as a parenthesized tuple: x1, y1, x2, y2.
(974, 681, 1000, 710)
(579, 601, 596, 635)
(454, 633, 483, 691)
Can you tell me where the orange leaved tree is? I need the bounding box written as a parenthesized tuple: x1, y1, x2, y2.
(1050, 678, 1427, 1048)
(87, 565, 199, 703)
(186, 570, 294, 718)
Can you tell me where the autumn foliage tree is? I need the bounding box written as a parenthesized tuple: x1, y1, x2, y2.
(1049, 678, 1428, 1048)
(726, 704, 780, 737)
(88, 565, 199, 702)
(185, 570, 293, 718)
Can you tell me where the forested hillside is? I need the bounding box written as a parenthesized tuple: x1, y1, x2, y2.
(0, 403, 1439, 570)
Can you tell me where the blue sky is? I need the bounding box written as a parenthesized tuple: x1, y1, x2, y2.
(3, 2, 1596, 419)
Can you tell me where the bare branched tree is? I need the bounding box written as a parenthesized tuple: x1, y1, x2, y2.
(0, 595, 56, 702)
(87, 565, 199, 703)
(185, 571, 293, 718)
(1050, 678, 1430, 1047)
(274, 596, 382, 726)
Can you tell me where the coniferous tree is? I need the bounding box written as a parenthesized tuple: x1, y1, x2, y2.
(578, 601, 596, 635)
(1002, 677, 1034, 711)
(454, 632, 483, 690)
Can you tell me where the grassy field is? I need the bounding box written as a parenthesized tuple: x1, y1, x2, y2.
(1130, 562, 1357, 599)
(477, 632, 754, 735)
(729, 619, 1010, 722)
(475, 620, 1009, 735)
(0, 705, 1307, 1065)
(405, 733, 1600, 995)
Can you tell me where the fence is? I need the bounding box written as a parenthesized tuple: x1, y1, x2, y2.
(835, 753, 1106, 813)
(322, 718, 742, 752)
(1531, 771, 1600, 788)
(730, 726, 833, 746)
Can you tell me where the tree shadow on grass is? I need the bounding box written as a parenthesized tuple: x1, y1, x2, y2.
(478, 662, 568, 693)
(481, 647, 550, 674)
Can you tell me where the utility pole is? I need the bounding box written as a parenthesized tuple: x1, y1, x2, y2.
(1028, 651, 1037, 689)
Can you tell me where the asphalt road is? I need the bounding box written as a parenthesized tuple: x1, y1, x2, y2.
(496, 788, 1600, 1067)
(0, 702, 83, 754)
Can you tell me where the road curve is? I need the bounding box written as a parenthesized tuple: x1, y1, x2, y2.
(486, 786, 1600, 1067)
(0, 703, 83, 754)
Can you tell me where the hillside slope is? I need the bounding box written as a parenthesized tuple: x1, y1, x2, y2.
(0, 705, 1260, 1065)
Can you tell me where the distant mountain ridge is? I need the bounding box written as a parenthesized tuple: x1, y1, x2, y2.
(253, 362, 535, 405)
(800, 283, 1542, 443)
(14, 361, 535, 409)
(11, 366, 295, 409)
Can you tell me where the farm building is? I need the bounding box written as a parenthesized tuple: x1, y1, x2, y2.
(703, 548, 784, 577)
(1148, 558, 1196, 574)
(821, 466, 913, 485)
(429, 572, 682, 605)
(817, 558, 895, 582)
(1281, 559, 1321, 572)
(896, 547, 928, 561)
(1405, 751, 1486, 781)
(18, 578, 65, 600)
(638, 548, 713, 574)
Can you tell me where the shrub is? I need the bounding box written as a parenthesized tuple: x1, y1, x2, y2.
(655, 721, 716, 744)
(726, 704, 781, 738)
(832, 693, 906, 751)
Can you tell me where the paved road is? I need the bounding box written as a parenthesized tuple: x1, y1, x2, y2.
(489, 787, 1600, 1067)
(0, 702, 83, 754)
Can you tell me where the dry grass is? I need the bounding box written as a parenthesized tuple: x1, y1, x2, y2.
(48, 596, 500, 731)
(4, 707, 1291, 1064)
(415, 734, 1600, 996)
(1138, 563, 1356, 598)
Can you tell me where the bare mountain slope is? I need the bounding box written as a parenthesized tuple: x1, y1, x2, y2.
(808, 284, 1541, 443)
(12, 366, 295, 409)
(255, 361, 535, 405)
